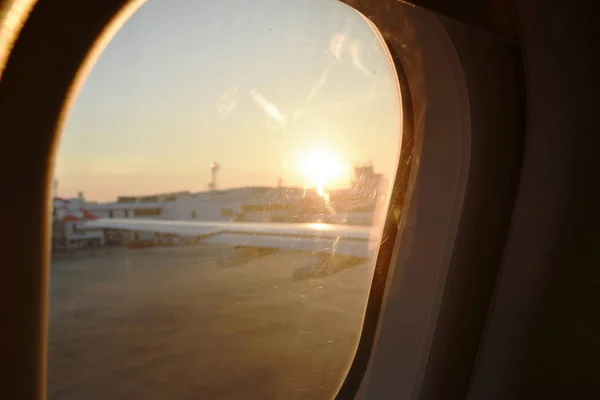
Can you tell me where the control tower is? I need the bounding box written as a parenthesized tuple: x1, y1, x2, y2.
(208, 161, 220, 191)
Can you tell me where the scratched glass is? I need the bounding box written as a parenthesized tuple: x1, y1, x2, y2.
(49, 0, 402, 398)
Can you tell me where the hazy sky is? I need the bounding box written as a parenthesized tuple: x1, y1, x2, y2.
(54, 0, 402, 202)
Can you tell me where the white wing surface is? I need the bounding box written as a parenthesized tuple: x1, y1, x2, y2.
(83, 218, 376, 259)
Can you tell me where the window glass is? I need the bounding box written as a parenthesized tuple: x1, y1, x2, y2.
(49, 0, 402, 398)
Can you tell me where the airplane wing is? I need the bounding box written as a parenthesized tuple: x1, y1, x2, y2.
(83, 218, 376, 259)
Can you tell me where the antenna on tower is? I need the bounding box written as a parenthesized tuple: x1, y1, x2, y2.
(208, 161, 220, 191)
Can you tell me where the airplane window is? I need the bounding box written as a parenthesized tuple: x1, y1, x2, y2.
(49, 0, 402, 398)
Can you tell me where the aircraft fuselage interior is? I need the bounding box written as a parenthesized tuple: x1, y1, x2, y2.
(0, 0, 598, 399)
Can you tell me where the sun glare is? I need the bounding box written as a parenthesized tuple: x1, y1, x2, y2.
(297, 147, 348, 195)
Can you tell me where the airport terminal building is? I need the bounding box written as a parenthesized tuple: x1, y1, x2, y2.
(51, 187, 328, 249)
(52, 165, 385, 249)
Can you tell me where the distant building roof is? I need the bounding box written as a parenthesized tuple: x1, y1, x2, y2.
(58, 207, 98, 223)
(85, 202, 164, 211)
(116, 191, 191, 203)
(60, 214, 79, 222)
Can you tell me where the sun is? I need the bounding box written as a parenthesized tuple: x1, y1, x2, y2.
(297, 146, 347, 195)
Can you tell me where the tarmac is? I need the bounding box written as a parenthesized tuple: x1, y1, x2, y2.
(48, 245, 374, 400)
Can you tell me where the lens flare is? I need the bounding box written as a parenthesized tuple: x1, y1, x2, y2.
(297, 147, 346, 195)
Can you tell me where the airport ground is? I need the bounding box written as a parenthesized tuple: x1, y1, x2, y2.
(48, 245, 374, 400)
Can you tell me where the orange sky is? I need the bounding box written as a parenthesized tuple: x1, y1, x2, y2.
(53, 0, 402, 202)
